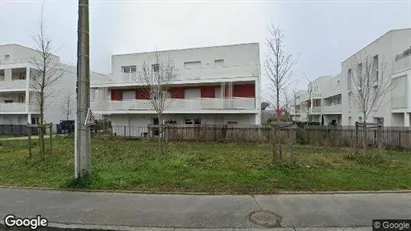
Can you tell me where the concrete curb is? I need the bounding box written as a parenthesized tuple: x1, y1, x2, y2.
(0, 185, 410, 196)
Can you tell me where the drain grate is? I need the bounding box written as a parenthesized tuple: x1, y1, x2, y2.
(248, 210, 282, 228)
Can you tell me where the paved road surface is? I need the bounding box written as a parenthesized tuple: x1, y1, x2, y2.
(0, 188, 409, 230)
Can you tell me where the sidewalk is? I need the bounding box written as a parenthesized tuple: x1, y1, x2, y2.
(0, 188, 409, 230)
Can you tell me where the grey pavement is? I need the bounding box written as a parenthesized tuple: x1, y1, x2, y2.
(0, 188, 409, 230)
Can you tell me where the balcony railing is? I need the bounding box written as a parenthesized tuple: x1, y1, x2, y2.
(0, 103, 39, 113)
(393, 56, 411, 74)
(311, 93, 321, 98)
(91, 65, 258, 86)
(91, 97, 256, 112)
(311, 106, 321, 113)
(322, 104, 342, 113)
(0, 80, 26, 90)
(0, 103, 25, 113)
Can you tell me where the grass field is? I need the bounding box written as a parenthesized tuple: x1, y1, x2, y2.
(0, 136, 410, 193)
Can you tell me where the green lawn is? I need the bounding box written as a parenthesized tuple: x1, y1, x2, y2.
(0, 137, 410, 193)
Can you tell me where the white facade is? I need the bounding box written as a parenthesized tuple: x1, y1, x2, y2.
(291, 29, 411, 126)
(0, 44, 103, 130)
(91, 43, 261, 133)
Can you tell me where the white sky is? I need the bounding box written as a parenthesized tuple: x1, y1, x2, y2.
(1, 0, 410, 104)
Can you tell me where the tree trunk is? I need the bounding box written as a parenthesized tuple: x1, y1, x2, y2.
(362, 113, 367, 151)
(158, 113, 163, 155)
(39, 91, 45, 158)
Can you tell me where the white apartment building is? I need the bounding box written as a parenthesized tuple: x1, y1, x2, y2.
(291, 28, 411, 127)
(91, 43, 261, 136)
(0, 44, 104, 130)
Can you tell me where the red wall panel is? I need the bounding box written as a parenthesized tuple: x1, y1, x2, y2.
(111, 89, 122, 101)
(136, 89, 150, 99)
(233, 84, 255, 98)
(109, 84, 255, 101)
(201, 86, 215, 98)
(171, 87, 185, 99)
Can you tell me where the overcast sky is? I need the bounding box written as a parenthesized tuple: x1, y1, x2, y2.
(1, 0, 410, 100)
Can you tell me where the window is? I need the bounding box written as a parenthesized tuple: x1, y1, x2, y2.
(121, 65, 136, 73)
(4, 99, 13, 103)
(372, 55, 379, 81)
(357, 63, 362, 78)
(152, 64, 159, 72)
(185, 118, 201, 125)
(214, 59, 224, 67)
(122, 91, 135, 101)
(337, 80, 340, 85)
(164, 120, 177, 125)
(4, 54, 10, 60)
(0, 70, 4, 81)
(347, 69, 352, 90)
(348, 92, 352, 109)
(184, 61, 201, 69)
(374, 117, 384, 125)
(228, 121, 237, 126)
(358, 117, 362, 122)
(18, 95, 24, 103)
(348, 116, 352, 125)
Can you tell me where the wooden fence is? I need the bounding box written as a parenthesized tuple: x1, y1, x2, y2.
(110, 125, 411, 150)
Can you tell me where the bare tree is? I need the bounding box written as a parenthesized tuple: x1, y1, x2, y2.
(30, 4, 63, 157)
(265, 24, 298, 116)
(135, 53, 178, 155)
(61, 90, 74, 120)
(350, 54, 391, 148)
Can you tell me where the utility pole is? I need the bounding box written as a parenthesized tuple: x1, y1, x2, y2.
(75, 0, 91, 178)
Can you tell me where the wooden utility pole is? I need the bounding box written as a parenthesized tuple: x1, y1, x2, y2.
(75, 0, 91, 178)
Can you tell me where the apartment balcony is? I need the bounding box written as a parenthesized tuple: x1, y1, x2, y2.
(91, 65, 258, 87)
(393, 55, 411, 74)
(0, 103, 39, 113)
(311, 93, 321, 98)
(91, 97, 256, 113)
(0, 80, 26, 91)
(322, 104, 342, 114)
(311, 106, 321, 114)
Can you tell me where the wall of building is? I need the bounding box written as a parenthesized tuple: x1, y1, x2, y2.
(0, 44, 60, 65)
(340, 29, 411, 126)
(108, 83, 256, 101)
(111, 43, 260, 75)
(108, 113, 257, 128)
(391, 113, 405, 126)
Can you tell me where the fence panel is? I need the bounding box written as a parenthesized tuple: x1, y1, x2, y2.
(104, 124, 411, 149)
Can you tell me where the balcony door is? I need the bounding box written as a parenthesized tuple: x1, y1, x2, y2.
(184, 88, 201, 110)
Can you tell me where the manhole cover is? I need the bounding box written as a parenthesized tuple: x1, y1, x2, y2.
(248, 210, 282, 228)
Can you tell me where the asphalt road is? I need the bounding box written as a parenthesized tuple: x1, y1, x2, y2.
(0, 188, 409, 230)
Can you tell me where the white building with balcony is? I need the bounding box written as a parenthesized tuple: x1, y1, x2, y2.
(0, 44, 105, 130)
(91, 43, 261, 135)
(291, 28, 411, 126)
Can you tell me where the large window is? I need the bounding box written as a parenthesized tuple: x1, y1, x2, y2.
(184, 61, 201, 69)
(121, 65, 136, 73)
(347, 69, 352, 90)
(185, 118, 201, 125)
